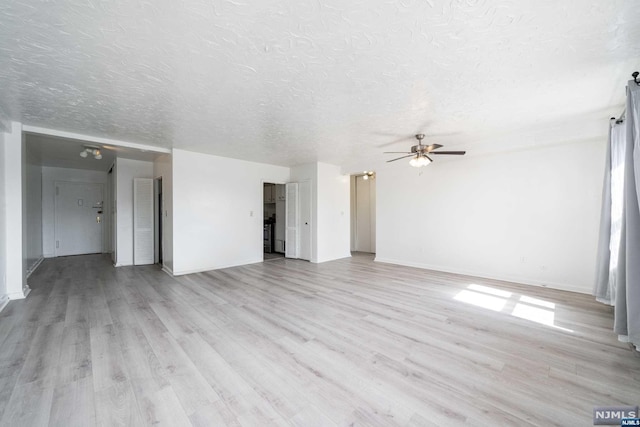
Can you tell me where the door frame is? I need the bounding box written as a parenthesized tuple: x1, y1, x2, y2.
(261, 179, 312, 261)
(350, 174, 376, 254)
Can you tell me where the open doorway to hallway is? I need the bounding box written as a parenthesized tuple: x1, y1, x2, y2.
(350, 172, 376, 254)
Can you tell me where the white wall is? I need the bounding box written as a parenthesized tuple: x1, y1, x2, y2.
(0, 131, 7, 310)
(42, 167, 108, 258)
(116, 158, 154, 266)
(4, 122, 27, 299)
(172, 149, 289, 275)
(376, 138, 605, 294)
(25, 146, 42, 274)
(154, 154, 173, 273)
(316, 162, 351, 263)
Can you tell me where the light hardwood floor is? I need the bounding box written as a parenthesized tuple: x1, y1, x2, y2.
(0, 253, 638, 426)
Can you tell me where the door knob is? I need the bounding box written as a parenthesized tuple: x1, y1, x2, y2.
(96, 216, 101, 223)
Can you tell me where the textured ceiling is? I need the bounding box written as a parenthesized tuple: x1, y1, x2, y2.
(1, 0, 639, 168)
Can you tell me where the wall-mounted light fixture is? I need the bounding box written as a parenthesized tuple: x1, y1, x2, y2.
(80, 145, 102, 160)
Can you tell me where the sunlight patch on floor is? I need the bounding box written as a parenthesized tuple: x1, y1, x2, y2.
(453, 284, 574, 332)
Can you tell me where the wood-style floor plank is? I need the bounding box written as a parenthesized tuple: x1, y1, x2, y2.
(0, 253, 637, 426)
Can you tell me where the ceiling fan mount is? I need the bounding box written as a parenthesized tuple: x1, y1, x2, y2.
(384, 133, 465, 167)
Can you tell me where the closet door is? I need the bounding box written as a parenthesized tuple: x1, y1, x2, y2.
(133, 178, 154, 265)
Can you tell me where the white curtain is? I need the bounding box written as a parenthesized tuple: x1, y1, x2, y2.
(594, 80, 640, 348)
(594, 122, 626, 305)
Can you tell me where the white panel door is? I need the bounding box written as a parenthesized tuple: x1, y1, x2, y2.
(285, 183, 299, 258)
(134, 178, 154, 265)
(55, 182, 103, 256)
(299, 180, 312, 261)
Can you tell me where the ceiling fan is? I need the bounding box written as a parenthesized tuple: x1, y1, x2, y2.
(385, 134, 466, 167)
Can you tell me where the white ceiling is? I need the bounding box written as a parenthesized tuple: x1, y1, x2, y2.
(1, 0, 639, 169)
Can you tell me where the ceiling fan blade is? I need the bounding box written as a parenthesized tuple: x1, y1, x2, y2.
(386, 154, 415, 162)
(431, 151, 466, 155)
(425, 144, 443, 152)
(377, 136, 415, 148)
(383, 151, 412, 154)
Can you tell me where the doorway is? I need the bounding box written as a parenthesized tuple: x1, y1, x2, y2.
(263, 181, 312, 261)
(54, 181, 104, 256)
(263, 182, 285, 260)
(351, 174, 376, 253)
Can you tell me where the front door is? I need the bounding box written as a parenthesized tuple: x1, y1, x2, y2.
(55, 181, 103, 256)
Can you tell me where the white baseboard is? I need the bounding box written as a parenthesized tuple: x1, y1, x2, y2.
(8, 284, 31, 300)
(373, 257, 589, 295)
(26, 257, 44, 278)
(0, 294, 9, 313)
(172, 258, 263, 276)
(161, 265, 174, 276)
(313, 253, 352, 264)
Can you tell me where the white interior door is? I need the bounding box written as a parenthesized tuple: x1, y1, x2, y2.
(299, 180, 312, 261)
(134, 178, 154, 265)
(55, 181, 104, 256)
(285, 183, 299, 258)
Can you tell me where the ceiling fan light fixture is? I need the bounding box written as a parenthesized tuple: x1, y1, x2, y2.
(410, 155, 431, 168)
(80, 146, 103, 160)
(385, 133, 465, 166)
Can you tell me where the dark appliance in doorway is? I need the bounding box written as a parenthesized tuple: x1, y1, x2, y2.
(263, 221, 274, 253)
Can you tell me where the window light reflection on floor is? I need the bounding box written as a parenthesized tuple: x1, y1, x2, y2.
(454, 290, 507, 312)
(453, 284, 573, 332)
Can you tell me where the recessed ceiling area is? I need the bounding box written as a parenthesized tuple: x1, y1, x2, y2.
(25, 133, 163, 172)
(1, 1, 640, 167)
